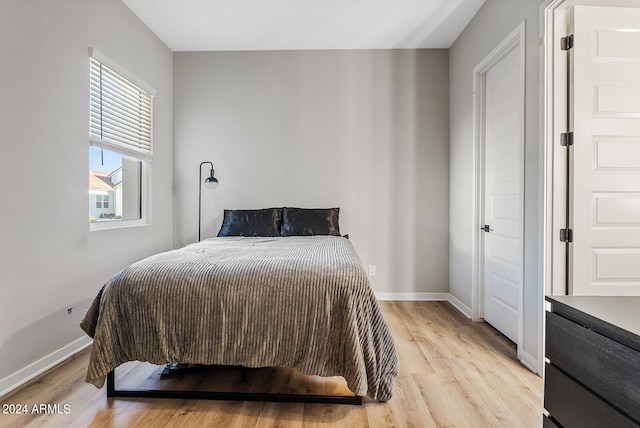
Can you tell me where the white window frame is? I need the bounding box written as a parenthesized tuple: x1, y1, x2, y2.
(89, 48, 154, 230)
(96, 194, 110, 209)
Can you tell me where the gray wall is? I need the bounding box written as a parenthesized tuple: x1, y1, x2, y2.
(449, 0, 545, 371)
(173, 49, 450, 296)
(0, 0, 173, 386)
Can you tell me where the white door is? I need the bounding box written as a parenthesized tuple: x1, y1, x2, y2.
(481, 43, 524, 343)
(571, 6, 640, 295)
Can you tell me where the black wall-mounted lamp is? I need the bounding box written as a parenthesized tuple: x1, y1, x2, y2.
(199, 161, 219, 241)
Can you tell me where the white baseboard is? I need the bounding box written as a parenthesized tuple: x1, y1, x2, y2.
(447, 294, 473, 319)
(375, 292, 473, 319)
(0, 336, 92, 399)
(375, 292, 450, 301)
(518, 349, 543, 376)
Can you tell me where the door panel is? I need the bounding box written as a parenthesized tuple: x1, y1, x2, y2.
(571, 6, 640, 295)
(483, 45, 523, 342)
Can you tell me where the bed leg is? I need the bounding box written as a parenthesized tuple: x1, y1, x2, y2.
(106, 371, 115, 397)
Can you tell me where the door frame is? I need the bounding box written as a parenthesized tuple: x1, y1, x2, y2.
(472, 22, 526, 346)
(542, 0, 573, 298)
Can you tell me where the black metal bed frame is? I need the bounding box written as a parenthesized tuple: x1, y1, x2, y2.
(106, 366, 363, 405)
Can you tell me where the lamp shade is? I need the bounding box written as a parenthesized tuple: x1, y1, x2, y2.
(204, 175, 219, 189)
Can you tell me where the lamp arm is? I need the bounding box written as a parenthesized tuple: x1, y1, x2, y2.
(200, 161, 214, 170)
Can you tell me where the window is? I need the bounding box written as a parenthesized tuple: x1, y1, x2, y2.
(89, 50, 153, 226)
(96, 195, 109, 209)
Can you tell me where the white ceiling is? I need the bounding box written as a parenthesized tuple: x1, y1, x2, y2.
(121, 0, 486, 52)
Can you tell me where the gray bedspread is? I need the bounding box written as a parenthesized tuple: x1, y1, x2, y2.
(80, 236, 398, 401)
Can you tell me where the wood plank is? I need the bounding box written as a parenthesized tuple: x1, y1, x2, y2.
(0, 302, 542, 427)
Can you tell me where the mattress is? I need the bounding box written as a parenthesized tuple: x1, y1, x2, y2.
(80, 236, 398, 401)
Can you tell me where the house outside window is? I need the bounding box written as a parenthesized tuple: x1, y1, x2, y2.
(89, 151, 142, 223)
(89, 49, 153, 227)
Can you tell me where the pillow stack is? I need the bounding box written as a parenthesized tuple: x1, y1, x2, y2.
(217, 207, 340, 237)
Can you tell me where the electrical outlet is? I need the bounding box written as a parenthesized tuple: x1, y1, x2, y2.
(368, 265, 376, 276)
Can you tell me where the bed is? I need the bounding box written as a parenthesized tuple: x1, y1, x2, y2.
(80, 208, 398, 403)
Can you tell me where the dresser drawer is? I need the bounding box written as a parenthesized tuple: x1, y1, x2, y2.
(543, 414, 560, 428)
(544, 363, 639, 428)
(546, 311, 640, 422)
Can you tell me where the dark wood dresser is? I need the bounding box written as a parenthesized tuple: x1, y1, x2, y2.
(544, 296, 640, 427)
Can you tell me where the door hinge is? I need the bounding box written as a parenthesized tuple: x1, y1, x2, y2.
(561, 132, 574, 146)
(560, 228, 573, 243)
(561, 35, 574, 50)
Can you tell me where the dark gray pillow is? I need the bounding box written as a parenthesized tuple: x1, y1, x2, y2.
(280, 207, 340, 236)
(217, 208, 282, 237)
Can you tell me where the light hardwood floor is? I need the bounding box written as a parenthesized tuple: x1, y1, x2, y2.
(0, 301, 543, 427)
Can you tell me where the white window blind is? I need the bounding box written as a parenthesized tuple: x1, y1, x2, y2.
(90, 57, 152, 159)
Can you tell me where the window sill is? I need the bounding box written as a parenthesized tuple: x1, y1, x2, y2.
(90, 219, 149, 231)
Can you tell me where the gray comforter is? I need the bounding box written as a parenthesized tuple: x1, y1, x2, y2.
(80, 236, 398, 401)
